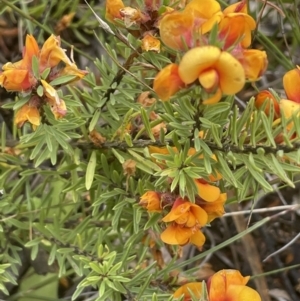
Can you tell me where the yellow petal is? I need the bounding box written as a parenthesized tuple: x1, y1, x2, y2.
(225, 285, 261, 301)
(179, 46, 221, 84)
(198, 69, 218, 90)
(216, 51, 245, 94)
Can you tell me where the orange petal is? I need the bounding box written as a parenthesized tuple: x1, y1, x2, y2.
(189, 228, 206, 247)
(255, 90, 280, 118)
(195, 180, 220, 202)
(0, 69, 32, 91)
(105, 0, 125, 23)
(173, 282, 202, 300)
(22, 35, 40, 69)
(218, 13, 256, 48)
(160, 224, 191, 245)
(162, 201, 191, 222)
(216, 51, 245, 94)
(283, 67, 300, 103)
(139, 191, 162, 212)
(153, 63, 185, 101)
(189, 204, 208, 227)
(179, 46, 221, 84)
(200, 193, 226, 222)
(15, 104, 40, 128)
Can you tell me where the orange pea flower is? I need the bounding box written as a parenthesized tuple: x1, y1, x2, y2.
(158, 11, 194, 50)
(153, 63, 185, 101)
(173, 269, 261, 301)
(160, 224, 206, 247)
(219, 1, 256, 49)
(173, 282, 202, 301)
(162, 198, 208, 228)
(279, 99, 300, 131)
(139, 191, 162, 212)
(240, 49, 268, 81)
(105, 0, 125, 23)
(178, 46, 245, 104)
(0, 35, 38, 91)
(208, 269, 261, 301)
(283, 66, 300, 103)
(15, 103, 41, 129)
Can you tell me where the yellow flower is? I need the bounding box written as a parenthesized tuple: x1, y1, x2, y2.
(178, 46, 245, 104)
(139, 191, 162, 212)
(162, 198, 208, 228)
(208, 269, 261, 301)
(153, 63, 185, 101)
(160, 224, 206, 247)
(15, 103, 40, 129)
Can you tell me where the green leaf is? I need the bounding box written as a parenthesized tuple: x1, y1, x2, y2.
(86, 150, 97, 190)
(49, 75, 77, 86)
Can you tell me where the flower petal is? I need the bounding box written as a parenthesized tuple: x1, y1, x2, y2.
(216, 51, 245, 94)
(173, 282, 202, 300)
(153, 63, 185, 101)
(195, 180, 221, 202)
(283, 67, 300, 103)
(225, 285, 261, 301)
(179, 46, 221, 84)
(160, 224, 191, 245)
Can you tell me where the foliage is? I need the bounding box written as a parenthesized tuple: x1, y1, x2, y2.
(0, 0, 300, 300)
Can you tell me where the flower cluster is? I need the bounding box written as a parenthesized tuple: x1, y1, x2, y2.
(173, 269, 261, 301)
(153, 0, 267, 103)
(0, 35, 87, 129)
(255, 66, 300, 142)
(140, 180, 226, 248)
